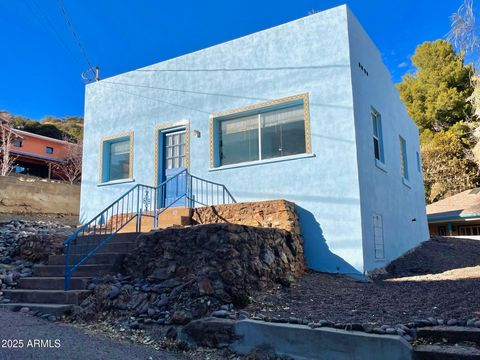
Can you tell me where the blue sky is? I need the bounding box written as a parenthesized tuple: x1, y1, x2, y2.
(0, 0, 467, 120)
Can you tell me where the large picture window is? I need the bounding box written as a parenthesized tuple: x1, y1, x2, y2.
(100, 132, 133, 183)
(217, 101, 307, 167)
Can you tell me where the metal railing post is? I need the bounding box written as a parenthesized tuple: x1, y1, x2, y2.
(153, 186, 158, 228)
(64, 243, 71, 291)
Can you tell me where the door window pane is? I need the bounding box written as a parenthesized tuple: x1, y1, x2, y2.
(261, 105, 305, 160)
(164, 131, 186, 170)
(219, 114, 259, 166)
(109, 140, 130, 181)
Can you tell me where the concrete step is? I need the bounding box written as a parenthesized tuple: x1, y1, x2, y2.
(75, 232, 139, 244)
(96, 241, 137, 253)
(0, 303, 73, 316)
(157, 215, 192, 225)
(160, 207, 193, 217)
(18, 277, 91, 290)
(33, 264, 112, 277)
(48, 253, 125, 266)
(2, 289, 91, 305)
(417, 327, 480, 345)
(414, 344, 480, 359)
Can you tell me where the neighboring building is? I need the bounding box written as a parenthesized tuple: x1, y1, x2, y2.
(427, 188, 480, 238)
(9, 130, 77, 179)
(80, 5, 429, 275)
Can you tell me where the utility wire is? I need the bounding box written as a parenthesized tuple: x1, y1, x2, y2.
(101, 83, 211, 115)
(55, 0, 95, 71)
(28, 0, 82, 67)
(102, 80, 268, 103)
(135, 64, 348, 73)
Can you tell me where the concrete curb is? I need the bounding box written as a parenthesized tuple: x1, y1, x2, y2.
(230, 319, 413, 360)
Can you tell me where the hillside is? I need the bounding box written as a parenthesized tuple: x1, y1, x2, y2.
(0, 111, 83, 144)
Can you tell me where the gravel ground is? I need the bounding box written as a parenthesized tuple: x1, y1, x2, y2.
(246, 237, 480, 325)
(246, 271, 480, 324)
(0, 214, 79, 227)
(381, 236, 480, 278)
(0, 309, 186, 360)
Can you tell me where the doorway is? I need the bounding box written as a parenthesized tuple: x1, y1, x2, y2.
(161, 129, 187, 207)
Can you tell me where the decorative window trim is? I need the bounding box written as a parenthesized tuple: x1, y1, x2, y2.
(209, 93, 312, 168)
(98, 131, 134, 184)
(153, 120, 190, 186)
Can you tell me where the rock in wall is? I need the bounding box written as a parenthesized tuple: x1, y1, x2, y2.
(123, 223, 305, 308)
(191, 200, 304, 276)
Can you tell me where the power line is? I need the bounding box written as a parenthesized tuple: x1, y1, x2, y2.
(101, 79, 353, 110)
(135, 64, 348, 73)
(27, 0, 82, 67)
(102, 80, 267, 103)
(55, 0, 95, 71)
(101, 83, 210, 115)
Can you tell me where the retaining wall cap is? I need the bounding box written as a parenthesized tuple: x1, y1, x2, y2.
(231, 319, 412, 360)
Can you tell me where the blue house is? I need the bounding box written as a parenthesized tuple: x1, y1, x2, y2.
(80, 5, 429, 276)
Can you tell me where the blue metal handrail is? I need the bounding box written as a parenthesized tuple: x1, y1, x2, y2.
(64, 170, 235, 290)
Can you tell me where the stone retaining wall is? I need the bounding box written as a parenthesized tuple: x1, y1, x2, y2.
(0, 176, 80, 215)
(192, 200, 304, 276)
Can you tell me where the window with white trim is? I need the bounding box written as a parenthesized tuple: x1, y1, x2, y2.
(399, 136, 408, 180)
(371, 109, 384, 163)
(217, 102, 307, 167)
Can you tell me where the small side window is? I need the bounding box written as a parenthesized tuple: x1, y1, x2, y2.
(13, 140, 22, 147)
(371, 109, 384, 163)
(399, 136, 408, 180)
(416, 151, 421, 173)
(46, 146, 54, 154)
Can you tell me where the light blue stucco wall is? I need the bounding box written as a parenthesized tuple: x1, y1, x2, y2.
(346, 9, 430, 272)
(81, 5, 369, 274)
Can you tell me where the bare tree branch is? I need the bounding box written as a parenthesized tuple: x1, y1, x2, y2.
(448, 0, 479, 56)
(0, 122, 18, 176)
(49, 141, 82, 184)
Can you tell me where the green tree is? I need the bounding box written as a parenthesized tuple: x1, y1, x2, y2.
(0, 111, 83, 143)
(422, 122, 479, 202)
(397, 40, 474, 132)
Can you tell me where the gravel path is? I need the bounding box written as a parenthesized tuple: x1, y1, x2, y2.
(0, 309, 185, 360)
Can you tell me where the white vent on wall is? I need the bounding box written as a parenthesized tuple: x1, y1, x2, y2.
(373, 214, 385, 260)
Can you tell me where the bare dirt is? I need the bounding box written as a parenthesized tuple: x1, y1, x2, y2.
(246, 237, 480, 325)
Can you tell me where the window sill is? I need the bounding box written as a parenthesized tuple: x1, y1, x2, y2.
(402, 177, 411, 189)
(209, 153, 316, 172)
(97, 178, 135, 187)
(375, 159, 387, 173)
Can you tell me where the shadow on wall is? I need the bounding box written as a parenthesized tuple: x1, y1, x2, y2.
(295, 205, 363, 280)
